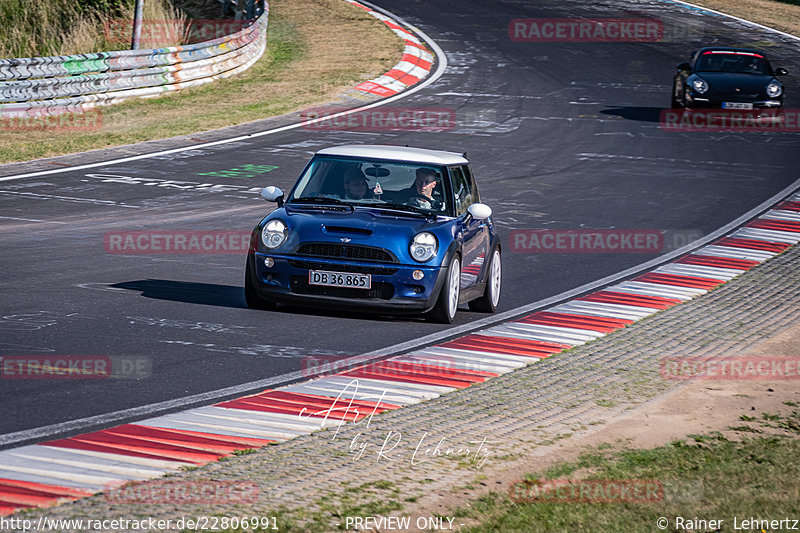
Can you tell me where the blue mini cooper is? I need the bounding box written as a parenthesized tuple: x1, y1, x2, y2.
(244, 145, 501, 323)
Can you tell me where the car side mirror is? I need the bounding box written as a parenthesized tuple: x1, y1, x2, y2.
(677, 62, 691, 72)
(775, 67, 788, 76)
(467, 203, 492, 222)
(261, 186, 284, 207)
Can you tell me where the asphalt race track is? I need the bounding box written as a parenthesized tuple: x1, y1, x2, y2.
(1, 0, 799, 442)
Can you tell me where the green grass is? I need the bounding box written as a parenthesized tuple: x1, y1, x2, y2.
(0, 0, 182, 57)
(454, 411, 800, 532)
(0, 0, 400, 163)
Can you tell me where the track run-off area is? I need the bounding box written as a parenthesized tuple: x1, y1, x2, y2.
(1, 0, 800, 518)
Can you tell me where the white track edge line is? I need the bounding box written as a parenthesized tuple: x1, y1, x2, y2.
(0, 1, 448, 183)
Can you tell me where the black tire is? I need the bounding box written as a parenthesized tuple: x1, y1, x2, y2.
(671, 84, 685, 109)
(428, 255, 461, 324)
(244, 256, 277, 310)
(469, 248, 501, 313)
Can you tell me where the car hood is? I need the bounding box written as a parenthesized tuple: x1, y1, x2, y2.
(264, 205, 455, 265)
(694, 72, 776, 96)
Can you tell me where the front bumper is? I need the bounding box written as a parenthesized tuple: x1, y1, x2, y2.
(248, 252, 448, 313)
(686, 94, 783, 110)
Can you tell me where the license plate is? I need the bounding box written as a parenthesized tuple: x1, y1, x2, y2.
(723, 102, 753, 110)
(309, 270, 371, 289)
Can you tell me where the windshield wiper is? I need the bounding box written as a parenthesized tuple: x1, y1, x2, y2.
(290, 196, 346, 204)
(373, 203, 434, 217)
(288, 197, 354, 212)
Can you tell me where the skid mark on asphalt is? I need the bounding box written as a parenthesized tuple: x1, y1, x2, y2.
(2, 191, 798, 515)
(0, 190, 140, 208)
(126, 317, 253, 335)
(160, 340, 350, 359)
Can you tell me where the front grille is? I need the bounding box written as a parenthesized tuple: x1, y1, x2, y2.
(295, 243, 397, 263)
(290, 277, 394, 300)
(721, 93, 759, 99)
(288, 259, 398, 275)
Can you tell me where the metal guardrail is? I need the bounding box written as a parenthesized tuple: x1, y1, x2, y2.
(0, 1, 268, 116)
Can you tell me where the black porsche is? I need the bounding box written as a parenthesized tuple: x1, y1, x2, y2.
(672, 47, 788, 110)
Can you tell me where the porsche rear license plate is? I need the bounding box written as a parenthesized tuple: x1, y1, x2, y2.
(309, 270, 371, 289)
(723, 102, 753, 110)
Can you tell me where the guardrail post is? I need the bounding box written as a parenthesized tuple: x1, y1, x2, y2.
(131, 0, 144, 50)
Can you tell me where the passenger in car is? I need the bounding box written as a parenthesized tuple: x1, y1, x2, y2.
(342, 168, 372, 200)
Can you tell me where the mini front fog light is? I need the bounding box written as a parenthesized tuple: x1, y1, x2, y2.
(264, 257, 274, 268)
(412, 270, 424, 280)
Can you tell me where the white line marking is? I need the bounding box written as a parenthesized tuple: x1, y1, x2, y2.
(0, 216, 67, 224)
(0, 3, 448, 184)
(0, 190, 141, 208)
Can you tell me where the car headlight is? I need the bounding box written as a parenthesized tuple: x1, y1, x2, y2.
(692, 78, 708, 94)
(767, 81, 782, 98)
(410, 232, 438, 262)
(261, 219, 288, 249)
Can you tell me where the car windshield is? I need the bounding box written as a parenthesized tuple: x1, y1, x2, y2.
(288, 155, 450, 216)
(695, 52, 771, 75)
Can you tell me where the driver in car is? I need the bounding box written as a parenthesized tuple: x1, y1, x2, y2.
(404, 167, 440, 210)
(742, 57, 762, 74)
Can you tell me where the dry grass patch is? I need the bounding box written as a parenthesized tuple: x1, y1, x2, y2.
(689, 0, 800, 37)
(0, 0, 401, 163)
(0, 0, 185, 57)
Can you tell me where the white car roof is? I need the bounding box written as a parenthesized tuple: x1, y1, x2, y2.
(316, 144, 469, 165)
